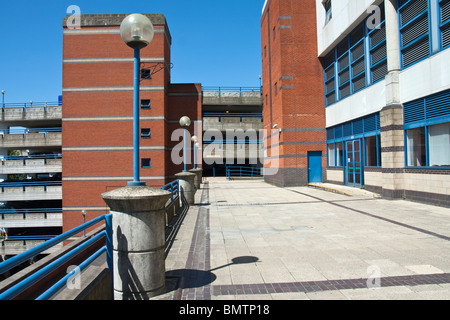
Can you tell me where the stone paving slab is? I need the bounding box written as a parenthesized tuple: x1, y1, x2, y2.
(154, 178, 450, 300)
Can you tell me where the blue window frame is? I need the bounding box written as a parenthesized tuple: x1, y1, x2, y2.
(440, 0, 450, 48)
(368, 16, 388, 83)
(404, 88, 450, 167)
(399, 0, 431, 68)
(323, 3, 387, 107)
(327, 113, 382, 168)
(324, 0, 332, 25)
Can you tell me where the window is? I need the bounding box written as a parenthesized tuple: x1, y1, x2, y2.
(428, 122, 450, 166)
(441, 0, 450, 48)
(327, 142, 344, 167)
(336, 142, 344, 166)
(324, 0, 332, 25)
(141, 99, 151, 109)
(141, 69, 151, 80)
(141, 158, 151, 168)
(141, 129, 151, 138)
(273, 26, 276, 40)
(365, 135, 381, 166)
(406, 127, 426, 166)
(404, 89, 450, 167)
(274, 82, 278, 96)
(328, 143, 336, 166)
(323, 4, 387, 106)
(399, 0, 430, 68)
(368, 6, 387, 83)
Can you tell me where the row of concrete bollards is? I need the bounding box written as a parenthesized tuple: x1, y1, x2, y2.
(101, 169, 203, 300)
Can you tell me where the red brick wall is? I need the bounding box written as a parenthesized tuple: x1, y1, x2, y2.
(261, 0, 326, 186)
(62, 17, 201, 232)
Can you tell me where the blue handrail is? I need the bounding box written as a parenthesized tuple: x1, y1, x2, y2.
(1, 154, 62, 161)
(202, 87, 262, 95)
(0, 214, 112, 300)
(0, 181, 61, 192)
(1, 208, 62, 219)
(203, 139, 262, 144)
(203, 112, 263, 117)
(2, 101, 61, 108)
(160, 180, 179, 204)
(226, 166, 263, 180)
(0, 128, 62, 136)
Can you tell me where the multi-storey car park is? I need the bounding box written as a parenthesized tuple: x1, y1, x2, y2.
(0, 99, 63, 261)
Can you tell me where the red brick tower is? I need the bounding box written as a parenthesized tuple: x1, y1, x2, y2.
(261, 0, 326, 187)
(62, 14, 201, 231)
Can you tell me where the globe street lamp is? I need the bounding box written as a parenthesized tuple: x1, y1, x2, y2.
(1, 90, 5, 108)
(191, 136, 198, 169)
(179, 116, 191, 172)
(120, 14, 154, 187)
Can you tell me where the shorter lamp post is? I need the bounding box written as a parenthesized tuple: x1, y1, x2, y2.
(195, 142, 200, 169)
(179, 116, 191, 172)
(120, 14, 155, 187)
(1, 90, 5, 108)
(191, 135, 198, 169)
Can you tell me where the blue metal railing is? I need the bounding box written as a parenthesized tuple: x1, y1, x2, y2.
(160, 180, 179, 204)
(1, 208, 62, 219)
(0, 128, 62, 137)
(226, 166, 263, 180)
(203, 112, 263, 122)
(203, 139, 262, 144)
(0, 181, 62, 192)
(202, 87, 262, 95)
(2, 101, 61, 109)
(1, 235, 57, 244)
(1, 154, 62, 161)
(0, 214, 112, 300)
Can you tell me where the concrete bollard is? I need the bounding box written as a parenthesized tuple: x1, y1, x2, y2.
(175, 172, 196, 205)
(189, 168, 203, 190)
(101, 186, 171, 300)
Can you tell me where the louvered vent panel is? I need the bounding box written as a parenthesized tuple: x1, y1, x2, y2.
(404, 98, 425, 124)
(400, 0, 428, 26)
(402, 36, 430, 67)
(401, 15, 429, 47)
(371, 61, 388, 82)
(441, 0, 450, 23)
(425, 90, 450, 119)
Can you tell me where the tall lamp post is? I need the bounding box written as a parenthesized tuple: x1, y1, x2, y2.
(1, 90, 5, 108)
(179, 116, 191, 172)
(191, 135, 198, 169)
(120, 14, 154, 187)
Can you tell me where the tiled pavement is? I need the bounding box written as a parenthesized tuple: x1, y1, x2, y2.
(156, 178, 450, 300)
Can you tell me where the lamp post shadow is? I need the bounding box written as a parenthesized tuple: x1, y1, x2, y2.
(165, 256, 260, 290)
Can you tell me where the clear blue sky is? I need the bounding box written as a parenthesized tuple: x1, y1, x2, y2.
(0, 0, 265, 103)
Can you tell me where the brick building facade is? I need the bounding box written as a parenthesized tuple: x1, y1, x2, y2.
(261, 0, 327, 187)
(62, 14, 201, 231)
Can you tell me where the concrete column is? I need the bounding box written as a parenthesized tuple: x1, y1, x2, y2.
(175, 172, 196, 205)
(189, 168, 203, 189)
(381, 0, 405, 199)
(101, 186, 171, 300)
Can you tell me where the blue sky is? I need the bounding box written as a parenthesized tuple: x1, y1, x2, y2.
(0, 0, 265, 103)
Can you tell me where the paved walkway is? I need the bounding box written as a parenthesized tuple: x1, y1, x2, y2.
(156, 177, 450, 300)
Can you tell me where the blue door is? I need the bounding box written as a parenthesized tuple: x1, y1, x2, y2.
(345, 140, 362, 186)
(308, 151, 323, 183)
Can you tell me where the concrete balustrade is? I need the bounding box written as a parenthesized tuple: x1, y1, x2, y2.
(102, 186, 171, 300)
(174, 172, 196, 205)
(189, 168, 203, 190)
